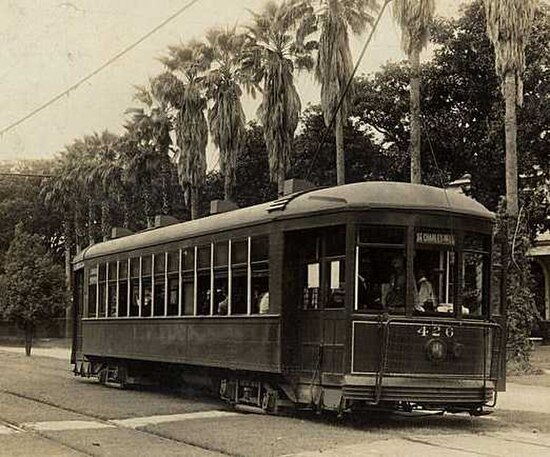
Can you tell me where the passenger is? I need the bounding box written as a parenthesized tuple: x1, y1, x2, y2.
(258, 291, 269, 314)
(384, 255, 406, 312)
(416, 269, 436, 312)
(216, 288, 228, 315)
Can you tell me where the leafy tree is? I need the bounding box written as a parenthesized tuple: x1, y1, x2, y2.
(484, 0, 537, 218)
(243, 0, 313, 196)
(0, 224, 66, 356)
(393, 0, 435, 184)
(205, 28, 247, 201)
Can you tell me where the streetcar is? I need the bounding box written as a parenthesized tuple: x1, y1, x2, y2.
(71, 180, 506, 415)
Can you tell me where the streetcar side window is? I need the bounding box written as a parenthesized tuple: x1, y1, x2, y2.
(197, 245, 212, 315)
(141, 255, 152, 317)
(118, 260, 129, 317)
(87, 265, 98, 318)
(356, 226, 406, 314)
(129, 257, 140, 317)
(153, 253, 166, 317)
(251, 236, 269, 314)
(107, 262, 117, 317)
(98, 263, 107, 318)
(166, 251, 179, 316)
(213, 241, 229, 315)
(181, 248, 195, 315)
(231, 239, 248, 315)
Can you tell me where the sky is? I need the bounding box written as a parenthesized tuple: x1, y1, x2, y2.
(0, 0, 462, 166)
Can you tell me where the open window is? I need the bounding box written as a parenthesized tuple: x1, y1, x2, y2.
(118, 260, 129, 317)
(167, 251, 179, 316)
(461, 234, 490, 317)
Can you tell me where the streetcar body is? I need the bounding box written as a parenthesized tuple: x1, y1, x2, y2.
(72, 181, 505, 414)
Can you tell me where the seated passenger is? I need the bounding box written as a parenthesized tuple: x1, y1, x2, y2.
(217, 289, 228, 315)
(258, 292, 269, 314)
(384, 256, 406, 312)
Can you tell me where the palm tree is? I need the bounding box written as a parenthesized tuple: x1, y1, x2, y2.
(393, 0, 435, 184)
(158, 41, 211, 219)
(243, 1, 313, 196)
(126, 83, 174, 217)
(484, 0, 537, 217)
(205, 28, 247, 201)
(294, 0, 376, 186)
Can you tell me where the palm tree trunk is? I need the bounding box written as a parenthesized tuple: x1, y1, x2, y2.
(410, 48, 422, 185)
(335, 111, 345, 186)
(190, 187, 199, 220)
(24, 323, 34, 357)
(224, 172, 233, 202)
(504, 73, 519, 218)
(277, 163, 285, 198)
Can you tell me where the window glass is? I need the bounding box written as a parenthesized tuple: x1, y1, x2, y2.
(326, 259, 346, 308)
(464, 233, 490, 252)
(197, 274, 211, 315)
(251, 263, 269, 314)
(98, 264, 106, 317)
(108, 262, 117, 281)
(153, 276, 165, 316)
(251, 236, 269, 262)
(232, 239, 248, 265)
(119, 260, 128, 280)
(130, 278, 140, 317)
(357, 247, 406, 313)
(182, 273, 195, 315)
(154, 252, 165, 274)
(118, 279, 128, 317)
(198, 245, 211, 269)
(360, 226, 405, 245)
(167, 251, 179, 273)
(231, 266, 248, 314)
(141, 277, 152, 317)
(107, 283, 117, 317)
(88, 286, 97, 318)
(214, 275, 228, 315)
(325, 227, 346, 257)
(182, 248, 194, 270)
(462, 252, 487, 317)
(87, 266, 98, 318)
(214, 241, 229, 267)
(167, 276, 179, 316)
(142, 255, 152, 275)
(303, 262, 320, 309)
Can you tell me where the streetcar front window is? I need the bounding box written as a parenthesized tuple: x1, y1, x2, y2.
(356, 225, 406, 314)
(414, 248, 456, 315)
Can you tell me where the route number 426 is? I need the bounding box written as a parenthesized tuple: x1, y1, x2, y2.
(416, 325, 454, 338)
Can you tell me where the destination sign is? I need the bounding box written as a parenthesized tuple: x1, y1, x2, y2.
(416, 232, 456, 246)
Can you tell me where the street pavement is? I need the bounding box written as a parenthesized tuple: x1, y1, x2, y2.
(1, 344, 550, 456)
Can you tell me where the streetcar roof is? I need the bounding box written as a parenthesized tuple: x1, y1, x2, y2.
(75, 181, 494, 262)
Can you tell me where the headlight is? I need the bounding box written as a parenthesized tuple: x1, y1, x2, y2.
(425, 338, 447, 362)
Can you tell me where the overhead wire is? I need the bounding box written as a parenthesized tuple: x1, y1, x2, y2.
(0, 0, 202, 138)
(305, 0, 392, 181)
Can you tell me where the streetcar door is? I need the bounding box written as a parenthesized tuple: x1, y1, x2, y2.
(71, 267, 84, 364)
(284, 227, 347, 380)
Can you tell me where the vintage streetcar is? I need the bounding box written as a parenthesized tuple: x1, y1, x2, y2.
(71, 181, 506, 415)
